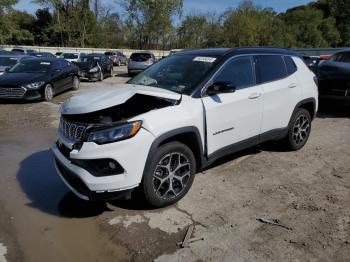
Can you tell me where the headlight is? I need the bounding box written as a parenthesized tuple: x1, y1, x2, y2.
(22, 81, 45, 90)
(89, 66, 99, 73)
(87, 121, 142, 144)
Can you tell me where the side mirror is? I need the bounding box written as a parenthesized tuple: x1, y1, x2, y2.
(207, 81, 236, 95)
(4, 68, 10, 73)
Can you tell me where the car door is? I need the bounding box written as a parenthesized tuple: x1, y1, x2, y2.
(254, 55, 302, 134)
(201, 55, 263, 156)
(50, 60, 66, 92)
(59, 60, 74, 90)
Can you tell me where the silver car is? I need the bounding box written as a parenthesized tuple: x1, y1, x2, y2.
(127, 52, 156, 76)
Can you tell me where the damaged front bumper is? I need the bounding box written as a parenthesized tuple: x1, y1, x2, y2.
(51, 127, 155, 201)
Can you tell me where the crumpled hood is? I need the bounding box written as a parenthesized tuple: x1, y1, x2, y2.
(61, 83, 182, 115)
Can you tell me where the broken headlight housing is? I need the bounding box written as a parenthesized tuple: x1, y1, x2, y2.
(89, 66, 99, 73)
(87, 121, 142, 145)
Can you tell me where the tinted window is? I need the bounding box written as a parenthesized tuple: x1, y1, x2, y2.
(61, 53, 78, 59)
(333, 52, 350, 62)
(10, 60, 51, 73)
(284, 56, 297, 75)
(214, 56, 255, 89)
(130, 53, 152, 61)
(255, 55, 287, 84)
(12, 49, 24, 53)
(0, 57, 19, 67)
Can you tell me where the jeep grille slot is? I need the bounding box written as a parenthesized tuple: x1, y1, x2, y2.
(59, 117, 87, 143)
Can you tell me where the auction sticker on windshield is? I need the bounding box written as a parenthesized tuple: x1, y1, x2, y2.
(193, 56, 216, 63)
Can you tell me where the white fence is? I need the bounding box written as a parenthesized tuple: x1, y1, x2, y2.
(0, 45, 170, 59)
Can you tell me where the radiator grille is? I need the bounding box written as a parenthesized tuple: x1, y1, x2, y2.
(0, 86, 26, 98)
(59, 117, 87, 143)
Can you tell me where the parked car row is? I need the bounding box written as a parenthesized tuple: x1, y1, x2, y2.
(0, 48, 157, 101)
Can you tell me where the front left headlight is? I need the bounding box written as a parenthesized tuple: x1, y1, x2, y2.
(89, 66, 99, 73)
(87, 121, 142, 145)
(22, 81, 46, 90)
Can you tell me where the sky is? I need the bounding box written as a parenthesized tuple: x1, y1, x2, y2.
(15, 0, 312, 16)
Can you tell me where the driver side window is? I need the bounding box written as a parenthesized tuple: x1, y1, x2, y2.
(214, 56, 255, 89)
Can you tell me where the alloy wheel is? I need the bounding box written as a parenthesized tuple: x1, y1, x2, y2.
(292, 114, 310, 145)
(152, 152, 191, 200)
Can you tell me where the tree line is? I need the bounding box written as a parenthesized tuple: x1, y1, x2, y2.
(0, 0, 349, 50)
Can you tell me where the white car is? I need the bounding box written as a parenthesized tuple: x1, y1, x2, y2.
(52, 48, 318, 207)
(60, 52, 86, 63)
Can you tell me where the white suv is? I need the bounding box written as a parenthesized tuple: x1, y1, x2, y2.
(52, 48, 318, 207)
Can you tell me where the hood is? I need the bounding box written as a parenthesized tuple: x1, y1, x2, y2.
(61, 84, 182, 115)
(0, 72, 48, 86)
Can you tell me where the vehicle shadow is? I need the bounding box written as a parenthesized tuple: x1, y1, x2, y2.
(16, 150, 111, 218)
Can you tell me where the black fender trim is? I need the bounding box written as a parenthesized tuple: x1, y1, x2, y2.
(293, 97, 317, 120)
(142, 127, 206, 179)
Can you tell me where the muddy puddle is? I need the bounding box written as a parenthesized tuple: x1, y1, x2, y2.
(0, 128, 130, 262)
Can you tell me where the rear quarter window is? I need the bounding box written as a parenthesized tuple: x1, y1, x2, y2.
(255, 55, 287, 84)
(284, 56, 297, 75)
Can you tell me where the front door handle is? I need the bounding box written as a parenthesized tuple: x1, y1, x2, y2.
(289, 83, 297, 88)
(248, 92, 262, 99)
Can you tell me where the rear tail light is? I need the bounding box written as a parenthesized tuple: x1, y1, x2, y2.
(320, 55, 331, 60)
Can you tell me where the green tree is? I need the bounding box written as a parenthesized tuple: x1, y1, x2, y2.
(120, 0, 183, 49)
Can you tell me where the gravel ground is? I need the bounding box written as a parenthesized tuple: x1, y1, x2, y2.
(0, 67, 349, 262)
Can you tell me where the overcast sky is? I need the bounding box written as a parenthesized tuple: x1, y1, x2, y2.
(15, 0, 312, 15)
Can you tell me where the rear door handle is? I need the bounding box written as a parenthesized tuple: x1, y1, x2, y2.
(289, 83, 297, 88)
(248, 92, 262, 99)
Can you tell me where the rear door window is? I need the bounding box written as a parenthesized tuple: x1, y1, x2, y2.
(214, 56, 255, 89)
(255, 55, 287, 84)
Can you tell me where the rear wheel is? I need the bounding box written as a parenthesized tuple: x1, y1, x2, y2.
(44, 84, 54, 101)
(283, 108, 311, 150)
(141, 142, 196, 207)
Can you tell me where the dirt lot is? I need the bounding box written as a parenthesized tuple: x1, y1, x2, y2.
(0, 67, 349, 262)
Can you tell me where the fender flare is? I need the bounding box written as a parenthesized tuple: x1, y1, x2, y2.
(142, 126, 205, 180)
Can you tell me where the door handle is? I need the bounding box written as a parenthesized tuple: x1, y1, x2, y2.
(289, 83, 297, 88)
(248, 92, 262, 99)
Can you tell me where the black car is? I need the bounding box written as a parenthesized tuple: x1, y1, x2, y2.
(318, 49, 350, 101)
(0, 54, 28, 75)
(0, 58, 79, 101)
(76, 54, 113, 81)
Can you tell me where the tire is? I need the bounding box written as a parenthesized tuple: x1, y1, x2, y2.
(99, 71, 104, 81)
(43, 84, 54, 101)
(72, 76, 80, 90)
(141, 142, 196, 207)
(283, 108, 312, 150)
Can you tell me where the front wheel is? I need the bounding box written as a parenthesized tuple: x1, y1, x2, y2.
(43, 84, 54, 101)
(99, 71, 104, 81)
(283, 108, 311, 150)
(72, 76, 80, 90)
(141, 142, 196, 207)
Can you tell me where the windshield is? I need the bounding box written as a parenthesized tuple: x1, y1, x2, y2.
(77, 56, 101, 63)
(9, 60, 51, 73)
(128, 54, 217, 94)
(61, 53, 78, 59)
(0, 57, 19, 67)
